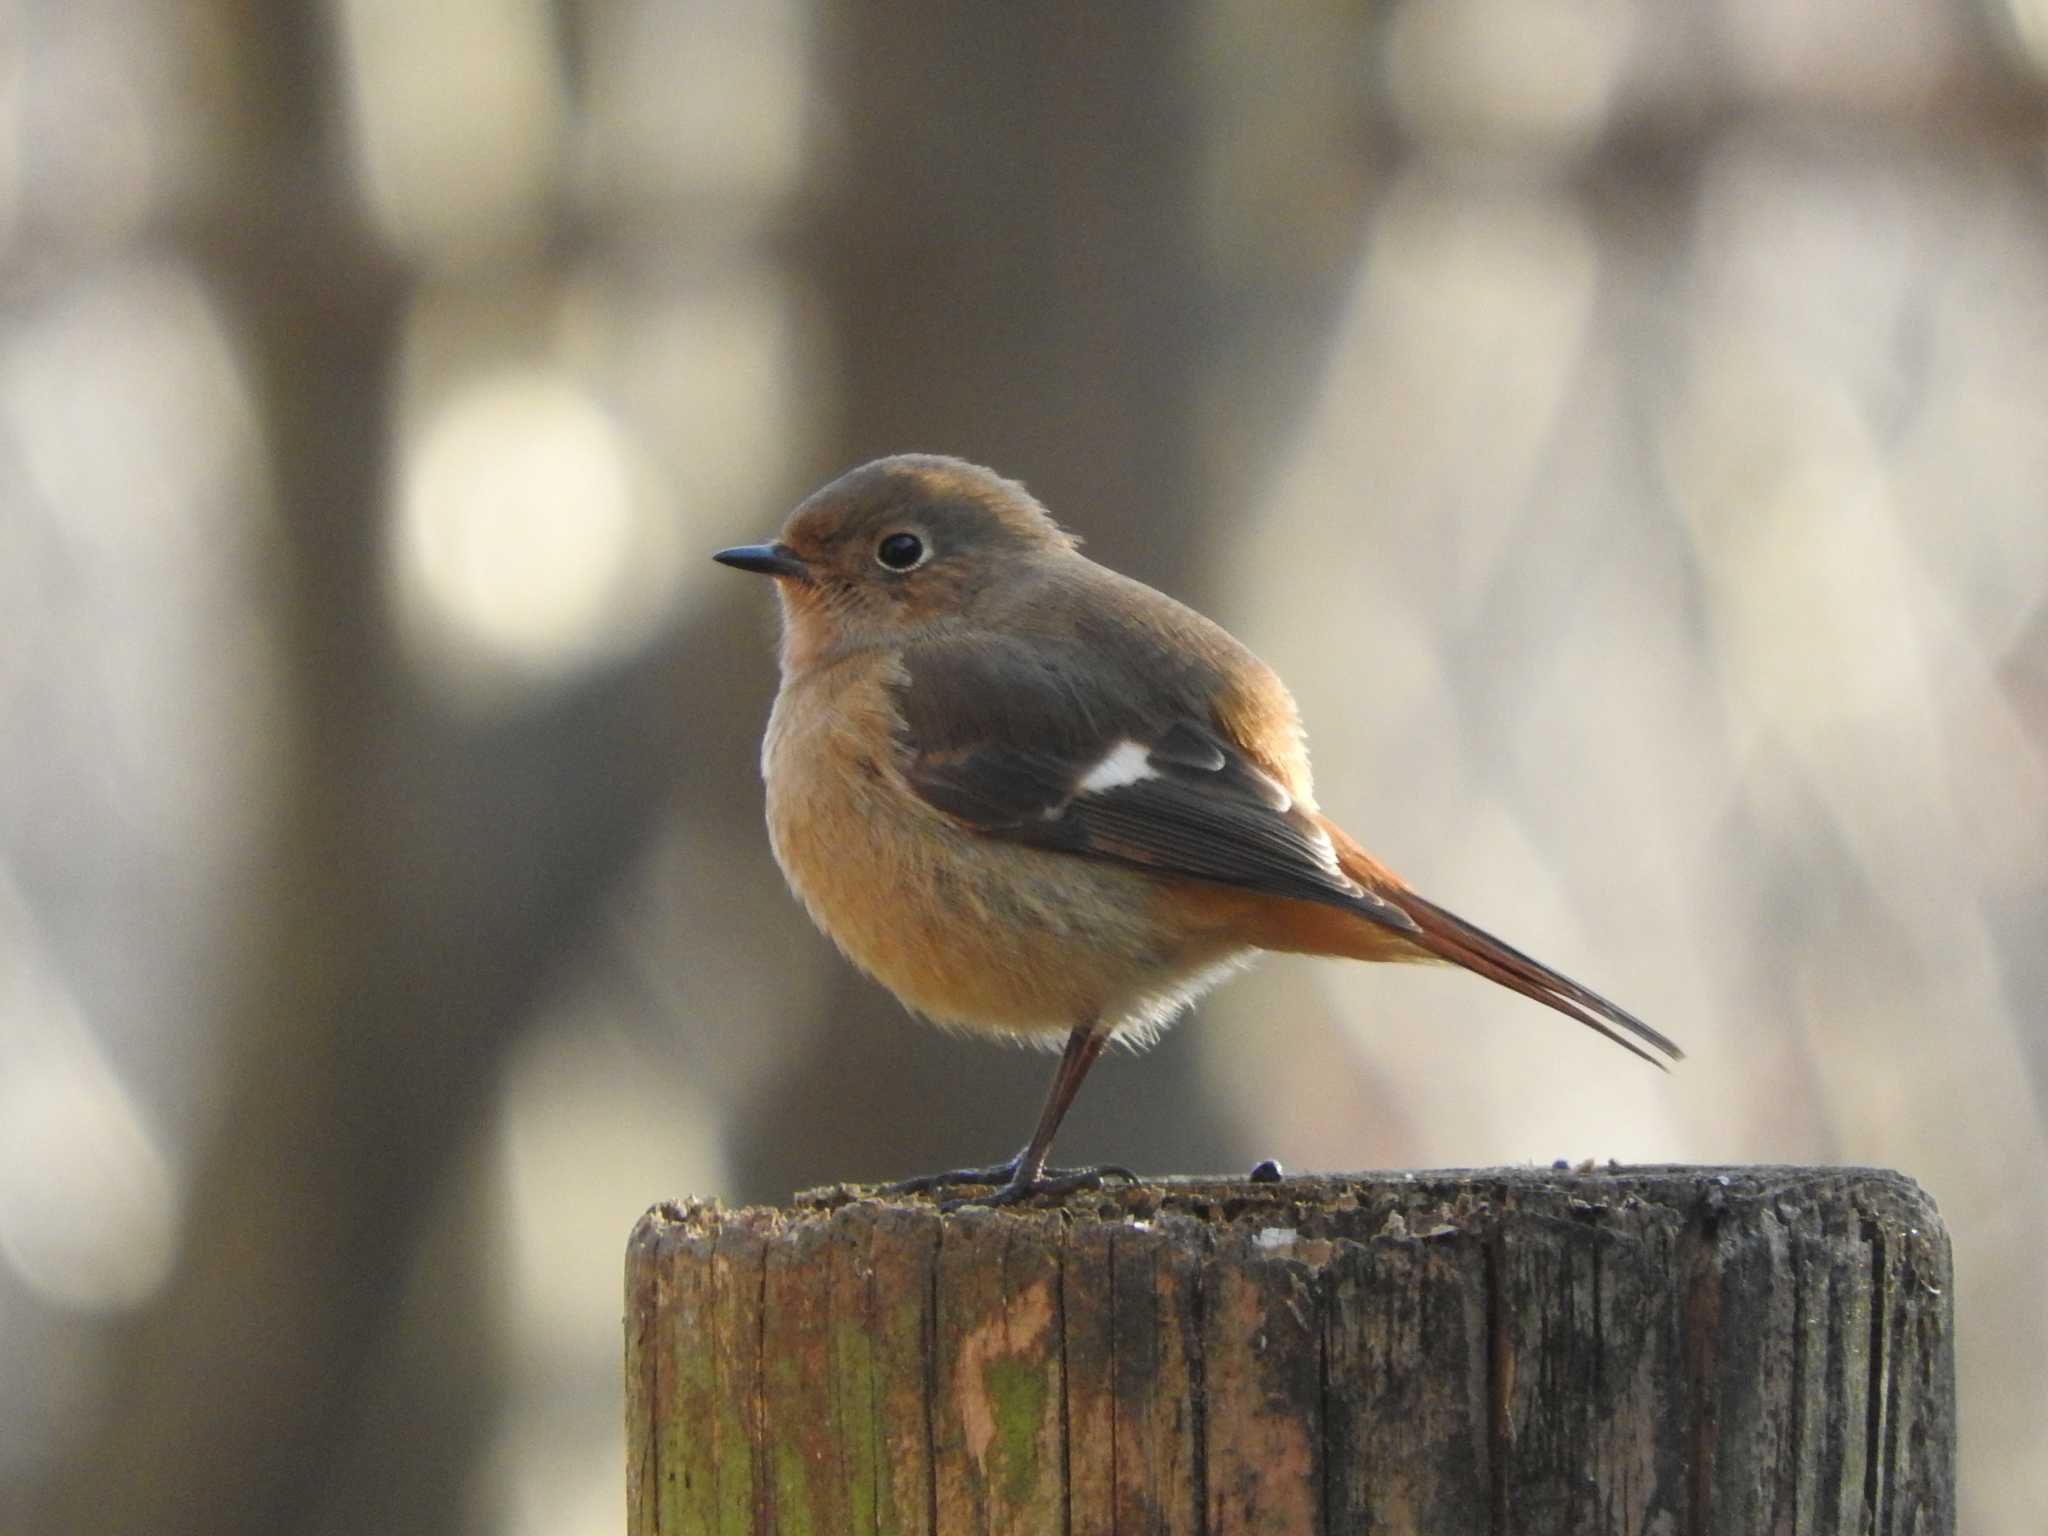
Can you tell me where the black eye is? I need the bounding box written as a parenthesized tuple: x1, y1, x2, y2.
(875, 532, 926, 570)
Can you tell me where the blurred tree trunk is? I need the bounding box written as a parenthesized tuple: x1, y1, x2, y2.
(39, 7, 699, 1535)
(729, 0, 1245, 1205)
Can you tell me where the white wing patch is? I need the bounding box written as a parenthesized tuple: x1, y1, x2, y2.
(1076, 739, 1157, 795)
(1305, 823, 1337, 865)
(1304, 823, 1358, 887)
(1242, 763, 1295, 814)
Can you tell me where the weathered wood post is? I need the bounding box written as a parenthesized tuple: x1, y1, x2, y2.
(625, 1166, 1953, 1534)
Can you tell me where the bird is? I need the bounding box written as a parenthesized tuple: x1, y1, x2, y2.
(714, 454, 1680, 1206)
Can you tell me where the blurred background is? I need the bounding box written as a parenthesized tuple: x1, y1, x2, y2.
(4, 2, 2045, 1532)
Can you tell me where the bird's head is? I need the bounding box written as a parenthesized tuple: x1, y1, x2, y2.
(715, 454, 1078, 669)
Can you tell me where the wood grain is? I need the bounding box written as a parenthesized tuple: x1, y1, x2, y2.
(624, 1167, 1954, 1534)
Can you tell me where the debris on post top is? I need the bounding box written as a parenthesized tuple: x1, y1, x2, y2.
(625, 1166, 1954, 1536)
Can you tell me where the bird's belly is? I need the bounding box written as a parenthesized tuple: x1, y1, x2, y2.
(765, 720, 1238, 1038)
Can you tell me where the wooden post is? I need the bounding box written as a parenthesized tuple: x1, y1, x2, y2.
(625, 1167, 1953, 1534)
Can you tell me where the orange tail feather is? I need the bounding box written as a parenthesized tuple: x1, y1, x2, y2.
(1320, 817, 1682, 1069)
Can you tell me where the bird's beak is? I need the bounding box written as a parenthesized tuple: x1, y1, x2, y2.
(712, 542, 809, 581)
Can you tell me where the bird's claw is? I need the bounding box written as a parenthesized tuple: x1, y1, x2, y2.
(881, 1153, 1139, 1203)
(937, 1164, 1138, 1211)
(879, 1160, 1026, 1195)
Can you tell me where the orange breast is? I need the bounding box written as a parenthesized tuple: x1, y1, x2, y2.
(760, 664, 1250, 1039)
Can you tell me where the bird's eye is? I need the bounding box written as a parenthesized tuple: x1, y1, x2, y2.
(875, 532, 927, 571)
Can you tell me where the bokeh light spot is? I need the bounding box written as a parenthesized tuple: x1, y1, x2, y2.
(0, 947, 181, 1315)
(391, 368, 678, 707)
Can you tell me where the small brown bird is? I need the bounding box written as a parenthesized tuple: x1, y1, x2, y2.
(716, 454, 1679, 1205)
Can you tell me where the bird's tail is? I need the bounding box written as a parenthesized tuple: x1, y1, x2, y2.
(1321, 818, 1684, 1070)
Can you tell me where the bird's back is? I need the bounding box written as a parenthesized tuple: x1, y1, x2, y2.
(977, 555, 1317, 806)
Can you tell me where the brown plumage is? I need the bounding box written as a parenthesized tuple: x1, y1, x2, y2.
(716, 454, 1679, 1205)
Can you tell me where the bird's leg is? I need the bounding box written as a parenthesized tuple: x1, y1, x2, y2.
(880, 1024, 1135, 1206)
(947, 1025, 1136, 1209)
(994, 1023, 1110, 1186)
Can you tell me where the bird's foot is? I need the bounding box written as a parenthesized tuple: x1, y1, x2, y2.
(879, 1159, 1026, 1195)
(938, 1164, 1138, 1212)
(880, 1155, 1138, 1206)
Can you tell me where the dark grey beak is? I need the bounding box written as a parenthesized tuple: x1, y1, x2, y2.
(712, 542, 808, 580)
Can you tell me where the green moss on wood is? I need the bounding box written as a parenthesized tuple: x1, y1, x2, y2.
(979, 1355, 1052, 1509)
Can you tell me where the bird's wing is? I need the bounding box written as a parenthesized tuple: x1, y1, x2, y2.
(891, 640, 1419, 934)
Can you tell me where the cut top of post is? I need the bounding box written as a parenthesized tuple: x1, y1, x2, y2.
(626, 1165, 1953, 1536)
